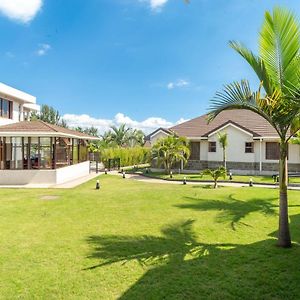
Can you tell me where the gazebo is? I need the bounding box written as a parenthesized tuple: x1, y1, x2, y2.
(0, 120, 99, 185)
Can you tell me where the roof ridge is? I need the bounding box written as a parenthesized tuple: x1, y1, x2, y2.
(38, 120, 60, 133)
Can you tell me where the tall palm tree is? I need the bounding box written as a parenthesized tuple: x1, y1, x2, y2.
(110, 124, 130, 147)
(218, 132, 228, 169)
(209, 7, 300, 248)
(152, 135, 190, 174)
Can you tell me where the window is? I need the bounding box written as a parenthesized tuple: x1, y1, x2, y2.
(190, 142, 200, 160)
(266, 142, 280, 160)
(245, 142, 254, 153)
(0, 98, 13, 119)
(208, 141, 216, 152)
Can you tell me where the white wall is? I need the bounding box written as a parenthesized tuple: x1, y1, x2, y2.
(0, 161, 90, 186)
(150, 131, 169, 145)
(56, 161, 90, 184)
(208, 125, 255, 163)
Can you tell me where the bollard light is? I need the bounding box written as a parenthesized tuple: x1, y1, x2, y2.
(123, 171, 126, 179)
(229, 172, 232, 180)
(145, 168, 149, 174)
(96, 180, 100, 190)
(170, 171, 173, 179)
(104, 168, 108, 175)
(249, 178, 253, 187)
(183, 176, 187, 185)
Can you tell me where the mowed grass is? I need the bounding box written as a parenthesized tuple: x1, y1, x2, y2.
(141, 171, 300, 184)
(0, 176, 300, 299)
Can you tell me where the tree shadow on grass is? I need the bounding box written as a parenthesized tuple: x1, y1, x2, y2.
(85, 216, 300, 299)
(175, 194, 278, 230)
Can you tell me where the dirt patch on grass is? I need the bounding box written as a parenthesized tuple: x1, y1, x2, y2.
(40, 195, 60, 201)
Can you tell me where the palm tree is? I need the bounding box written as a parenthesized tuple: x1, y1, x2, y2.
(110, 124, 130, 147)
(152, 135, 190, 174)
(209, 7, 300, 248)
(201, 166, 226, 189)
(218, 132, 228, 169)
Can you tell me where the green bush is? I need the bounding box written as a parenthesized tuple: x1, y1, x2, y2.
(100, 147, 151, 168)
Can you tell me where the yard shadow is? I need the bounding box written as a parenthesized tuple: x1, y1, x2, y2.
(85, 216, 300, 299)
(175, 194, 278, 230)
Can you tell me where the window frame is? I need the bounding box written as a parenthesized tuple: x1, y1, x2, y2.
(245, 142, 254, 153)
(208, 141, 216, 153)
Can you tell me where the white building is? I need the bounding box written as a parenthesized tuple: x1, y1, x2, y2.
(147, 109, 300, 175)
(0, 82, 40, 125)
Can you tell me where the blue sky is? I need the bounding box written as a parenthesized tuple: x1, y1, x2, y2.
(0, 0, 299, 133)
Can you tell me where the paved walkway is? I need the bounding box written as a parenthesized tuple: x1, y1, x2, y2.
(113, 172, 300, 191)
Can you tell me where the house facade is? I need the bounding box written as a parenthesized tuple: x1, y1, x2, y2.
(147, 109, 300, 175)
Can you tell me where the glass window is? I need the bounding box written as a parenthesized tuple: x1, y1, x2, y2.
(245, 142, 254, 153)
(208, 141, 216, 153)
(72, 139, 79, 164)
(5, 137, 23, 169)
(0, 98, 13, 119)
(79, 140, 88, 162)
(40, 137, 52, 169)
(30, 137, 39, 169)
(56, 138, 71, 168)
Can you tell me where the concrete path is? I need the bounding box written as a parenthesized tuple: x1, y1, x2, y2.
(113, 172, 300, 191)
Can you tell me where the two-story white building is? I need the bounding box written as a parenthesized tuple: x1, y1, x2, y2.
(147, 109, 300, 175)
(0, 82, 40, 125)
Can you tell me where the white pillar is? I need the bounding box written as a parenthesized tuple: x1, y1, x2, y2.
(259, 138, 262, 173)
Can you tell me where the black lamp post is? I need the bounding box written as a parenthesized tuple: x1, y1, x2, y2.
(249, 178, 253, 187)
(123, 171, 126, 179)
(104, 168, 108, 175)
(229, 172, 232, 180)
(183, 176, 187, 185)
(96, 179, 100, 190)
(170, 171, 173, 179)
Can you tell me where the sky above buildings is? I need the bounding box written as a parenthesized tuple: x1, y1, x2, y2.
(0, 0, 299, 133)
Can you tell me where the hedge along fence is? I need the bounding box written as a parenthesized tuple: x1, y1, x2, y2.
(100, 147, 151, 168)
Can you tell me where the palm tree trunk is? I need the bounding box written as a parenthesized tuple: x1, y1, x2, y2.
(278, 141, 291, 248)
(223, 147, 226, 169)
(214, 179, 217, 189)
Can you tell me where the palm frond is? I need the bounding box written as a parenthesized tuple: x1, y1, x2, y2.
(259, 7, 300, 92)
(229, 41, 274, 94)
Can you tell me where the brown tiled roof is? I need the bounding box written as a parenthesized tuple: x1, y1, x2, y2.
(170, 109, 278, 138)
(0, 120, 99, 140)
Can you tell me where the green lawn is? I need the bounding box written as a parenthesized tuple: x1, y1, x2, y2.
(1, 176, 300, 299)
(139, 171, 300, 184)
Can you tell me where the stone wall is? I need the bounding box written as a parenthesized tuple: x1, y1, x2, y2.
(185, 159, 300, 173)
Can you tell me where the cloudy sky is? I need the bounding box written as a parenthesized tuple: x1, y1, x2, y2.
(0, 0, 299, 133)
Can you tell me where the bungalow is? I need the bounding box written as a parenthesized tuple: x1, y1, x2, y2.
(147, 109, 300, 175)
(0, 83, 98, 186)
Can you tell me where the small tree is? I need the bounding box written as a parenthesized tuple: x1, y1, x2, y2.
(152, 135, 190, 174)
(218, 132, 228, 169)
(201, 166, 226, 188)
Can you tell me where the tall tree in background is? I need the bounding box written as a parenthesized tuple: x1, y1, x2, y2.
(218, 132, 228, 169)
(31, 104, 67, 127)
(209, 7, 300, 247)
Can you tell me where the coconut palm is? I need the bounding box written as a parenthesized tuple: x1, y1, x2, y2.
(152, 135, 190, 174)
(209, 7, 300, 247)
(201, 166, 226, 189)
(218, 132, 228, 169)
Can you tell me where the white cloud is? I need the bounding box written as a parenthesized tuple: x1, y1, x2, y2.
(62, 112, 188, 135)
(140, 0, 168, 11)
(167, 79, 190, 89)
(36, 43, 51, 56)
(0, 0, 42, 23)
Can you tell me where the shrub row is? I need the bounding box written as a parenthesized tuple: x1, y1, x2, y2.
(100, 146, 151, 168)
